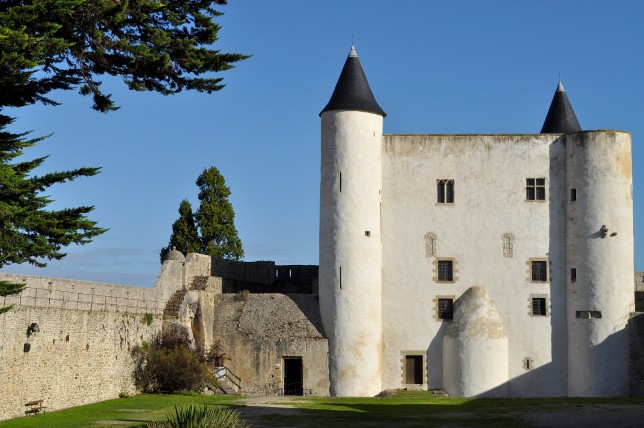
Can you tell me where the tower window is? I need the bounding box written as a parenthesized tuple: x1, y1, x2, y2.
(570, 188, 577, 202)
(437, 179, 454, 203)
(570, 268, 576, 283)
(526, 178, 546, 201)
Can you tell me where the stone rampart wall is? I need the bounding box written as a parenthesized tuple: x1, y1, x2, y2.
(0, 259, 189, 421)
(0, 305, 161, 420)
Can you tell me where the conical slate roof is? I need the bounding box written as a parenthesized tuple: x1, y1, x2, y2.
(320, 46, 386, 117)
(540, 81, 581, 133)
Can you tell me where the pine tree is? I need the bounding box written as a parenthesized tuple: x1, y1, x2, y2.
(0, 116, 106, 313)
(195, 166, 243, 260)
(160, 199, 201, 263)
(0, 0, 249, 113)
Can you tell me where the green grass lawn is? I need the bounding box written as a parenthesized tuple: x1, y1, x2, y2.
(2, 391, 644, 428)
(0, 394, 241, 428)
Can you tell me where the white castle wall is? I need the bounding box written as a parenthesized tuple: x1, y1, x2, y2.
(319, 110, 383, 396)
(565, 130, 634, 396)
(380, 134, 569, 396)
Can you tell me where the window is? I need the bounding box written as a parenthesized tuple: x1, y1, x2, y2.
(570, 268, 576, 283)
(531, 260, 548, 282)
(576, 311, 602, 319)
(437, 298, 454, 320)
(526, 178, 546, 201)
(570, 188, 577, 202)
(531, 297, 547, 316)
(437, 260, 453, 282)
(437, 179, 454, 203)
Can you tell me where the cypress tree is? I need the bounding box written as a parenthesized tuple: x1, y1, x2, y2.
(160, 199, 201, 263)
(194, 166, 243, 261)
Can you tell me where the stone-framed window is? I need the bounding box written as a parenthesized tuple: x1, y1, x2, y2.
(527, 258, 550, 282)
(526, 178, 546, 201)
(433, 258, 457, 283)
(437, 179, 454, 204)
(529, 295, 549, 317)
(433, 295, 455, 321)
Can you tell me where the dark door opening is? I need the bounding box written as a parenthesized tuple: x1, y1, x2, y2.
(283, 357, 303, 396)
(405, 355, 423, 385)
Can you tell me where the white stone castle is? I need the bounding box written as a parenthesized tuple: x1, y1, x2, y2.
(318, 46, 634, 397)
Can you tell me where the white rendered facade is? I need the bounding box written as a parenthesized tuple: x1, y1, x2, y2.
(319, 47, 635, 397)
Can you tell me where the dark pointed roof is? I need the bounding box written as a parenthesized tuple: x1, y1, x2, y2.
(540, 81, 581, 133)
(320, 46, 386, 117)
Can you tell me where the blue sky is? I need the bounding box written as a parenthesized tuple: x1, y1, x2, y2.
(3, 1, 643, 286)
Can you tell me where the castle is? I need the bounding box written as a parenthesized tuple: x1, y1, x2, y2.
(0, 45, 641, 420)
(318, 46, 635, 397)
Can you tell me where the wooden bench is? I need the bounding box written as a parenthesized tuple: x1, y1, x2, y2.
(24, 400, 46, 415)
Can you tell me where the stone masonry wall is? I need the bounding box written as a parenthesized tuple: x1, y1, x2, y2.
(0, 257, 188, 421)
(0, 305, 161, 420)
(211, 294, 329, 396)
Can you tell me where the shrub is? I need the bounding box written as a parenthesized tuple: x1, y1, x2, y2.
(132, 329, 217, 393)
(235, 289, 249, 302)
(202, 340, 229, 368)
(148, 403, 248, 428)
(143, 313, 154, 326)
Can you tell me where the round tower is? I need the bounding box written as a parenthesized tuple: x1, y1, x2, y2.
(565, 130, 634, 396)
(319, 46, 386, 396)
(443, 287, 509, 397)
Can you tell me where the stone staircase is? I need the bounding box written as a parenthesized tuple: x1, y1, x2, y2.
(163, 289, 187, 319)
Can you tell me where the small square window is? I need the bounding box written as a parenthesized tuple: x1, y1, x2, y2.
(531, 261, 548, 282)
(437, 260, 453, 282)
(531, 298, 547, 316)
(437, 179, 454, 203)
(526, 178, 546, 201)
(437, 298, 454, 320)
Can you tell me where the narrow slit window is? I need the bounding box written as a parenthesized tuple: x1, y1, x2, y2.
(570, 188, 577, 202)
(570, 268, 576, 283)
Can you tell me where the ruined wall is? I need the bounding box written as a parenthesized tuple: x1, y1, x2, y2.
(211, 294, 329, 396)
